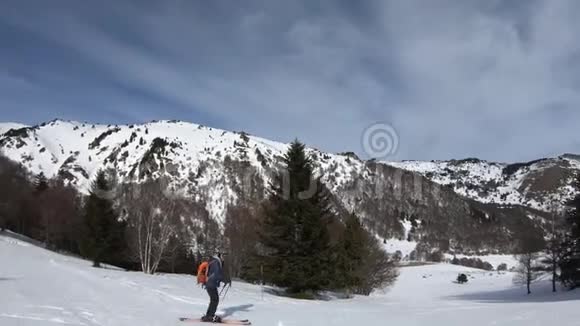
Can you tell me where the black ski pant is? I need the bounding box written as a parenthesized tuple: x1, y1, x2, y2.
(205, 287, 219, 317)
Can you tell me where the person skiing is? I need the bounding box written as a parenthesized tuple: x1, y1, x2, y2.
(199, 253, 224, 323)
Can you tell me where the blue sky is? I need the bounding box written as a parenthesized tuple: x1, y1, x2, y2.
(1, 0, 580, 162)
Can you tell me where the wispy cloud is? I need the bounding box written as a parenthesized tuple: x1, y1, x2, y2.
(0, 0, 579, 161)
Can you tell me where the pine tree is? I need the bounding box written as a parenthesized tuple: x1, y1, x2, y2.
(334, 213, 399, 295)
(80, 170, 126, 267)
(258, 140, 334, 294)
(32, 172, 49, 241)
(34, 172, 49, 193)
(560, 175, 580, 289)
(333, 213, 367, 291)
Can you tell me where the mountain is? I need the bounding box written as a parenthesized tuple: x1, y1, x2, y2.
(0, 119, 577, 255)
(385, 155, 580, 211)
(0, 122, 28, 135)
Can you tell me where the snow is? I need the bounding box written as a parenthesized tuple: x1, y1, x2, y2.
(0, 122, 28, 135)
(564, 156, 580, 170)
(1, 119, 578, 226)
(2, 232, 580, 326)
(0, 120, 296, 222)
(383, 238, 417, 259)
(0, 120, 379, 225)
(383, 157, 580, 212)
(382, 220, 417, 259)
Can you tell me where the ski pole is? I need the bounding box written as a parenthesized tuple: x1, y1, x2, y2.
(221, 283, 231, 302)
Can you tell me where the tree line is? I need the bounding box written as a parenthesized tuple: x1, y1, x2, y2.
(0, 141, 399, 296)
(511, 175, 580, 294)
(4, 142, 580, 297)
(0, 155, 206, 275)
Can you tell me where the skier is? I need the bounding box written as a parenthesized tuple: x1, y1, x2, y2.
(198, 253, 225, 323)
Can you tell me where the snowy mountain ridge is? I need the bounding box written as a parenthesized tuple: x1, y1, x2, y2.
(0, 122, 27, 135)
(0, 119, 364, 224)
(385, 155, 580, 212)
(1, 119, 578, 254)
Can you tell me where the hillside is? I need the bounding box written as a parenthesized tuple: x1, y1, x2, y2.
(386, 155, 580, 211)
(1, 231, 579, 326)
(0, 119, 577, 255)
(0, 123, 28, 135)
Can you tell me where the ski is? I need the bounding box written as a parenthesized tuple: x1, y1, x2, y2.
(179, 318, 251, 325)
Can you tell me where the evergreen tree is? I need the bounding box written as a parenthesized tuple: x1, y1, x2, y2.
(560, 175, 580, 289)
(257, 140, 333, 294)
(34, 172, 49, 193)
(333, 213, 367, 291)
(80, 170, 126, 267)
(333, 213, 399, 295)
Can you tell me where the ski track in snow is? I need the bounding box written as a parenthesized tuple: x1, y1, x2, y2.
(2, 233, 580, 326)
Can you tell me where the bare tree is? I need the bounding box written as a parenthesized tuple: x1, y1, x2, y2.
(513, 252, 542, 295)
(512, 231, 545, 295)
(541, 202, 566, 292)
(224, 204, 261, 278)
(0, 155, 35, 234)
(37, 180, 81, 251)
(120, 178, 188, 274)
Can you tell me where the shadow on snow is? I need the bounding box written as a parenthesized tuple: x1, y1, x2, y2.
(221, 304, 254, 318)
(446, 283, 580, 303)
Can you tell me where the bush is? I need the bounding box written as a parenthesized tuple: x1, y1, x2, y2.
(428, 250, 444, 262)
(393, 250, 403, 262)
(451, 257, 494, 271)
(497, 263, 508, 271)
(457, 273, 468, 284)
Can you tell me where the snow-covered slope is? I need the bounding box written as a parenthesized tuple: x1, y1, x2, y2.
(2, 232, 579, 326)
(0, 122, 28, 135)
(385, 156, 580, 211)
(0, 119, 576, 254)
(0, 120, 366, 224)
(1, 120, 282, 193)
(2, 119, 576, 217)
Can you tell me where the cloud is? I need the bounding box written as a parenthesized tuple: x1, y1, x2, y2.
(0, 0, 579, 162)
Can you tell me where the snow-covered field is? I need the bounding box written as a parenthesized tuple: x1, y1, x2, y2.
(1, 233, 579, 326)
